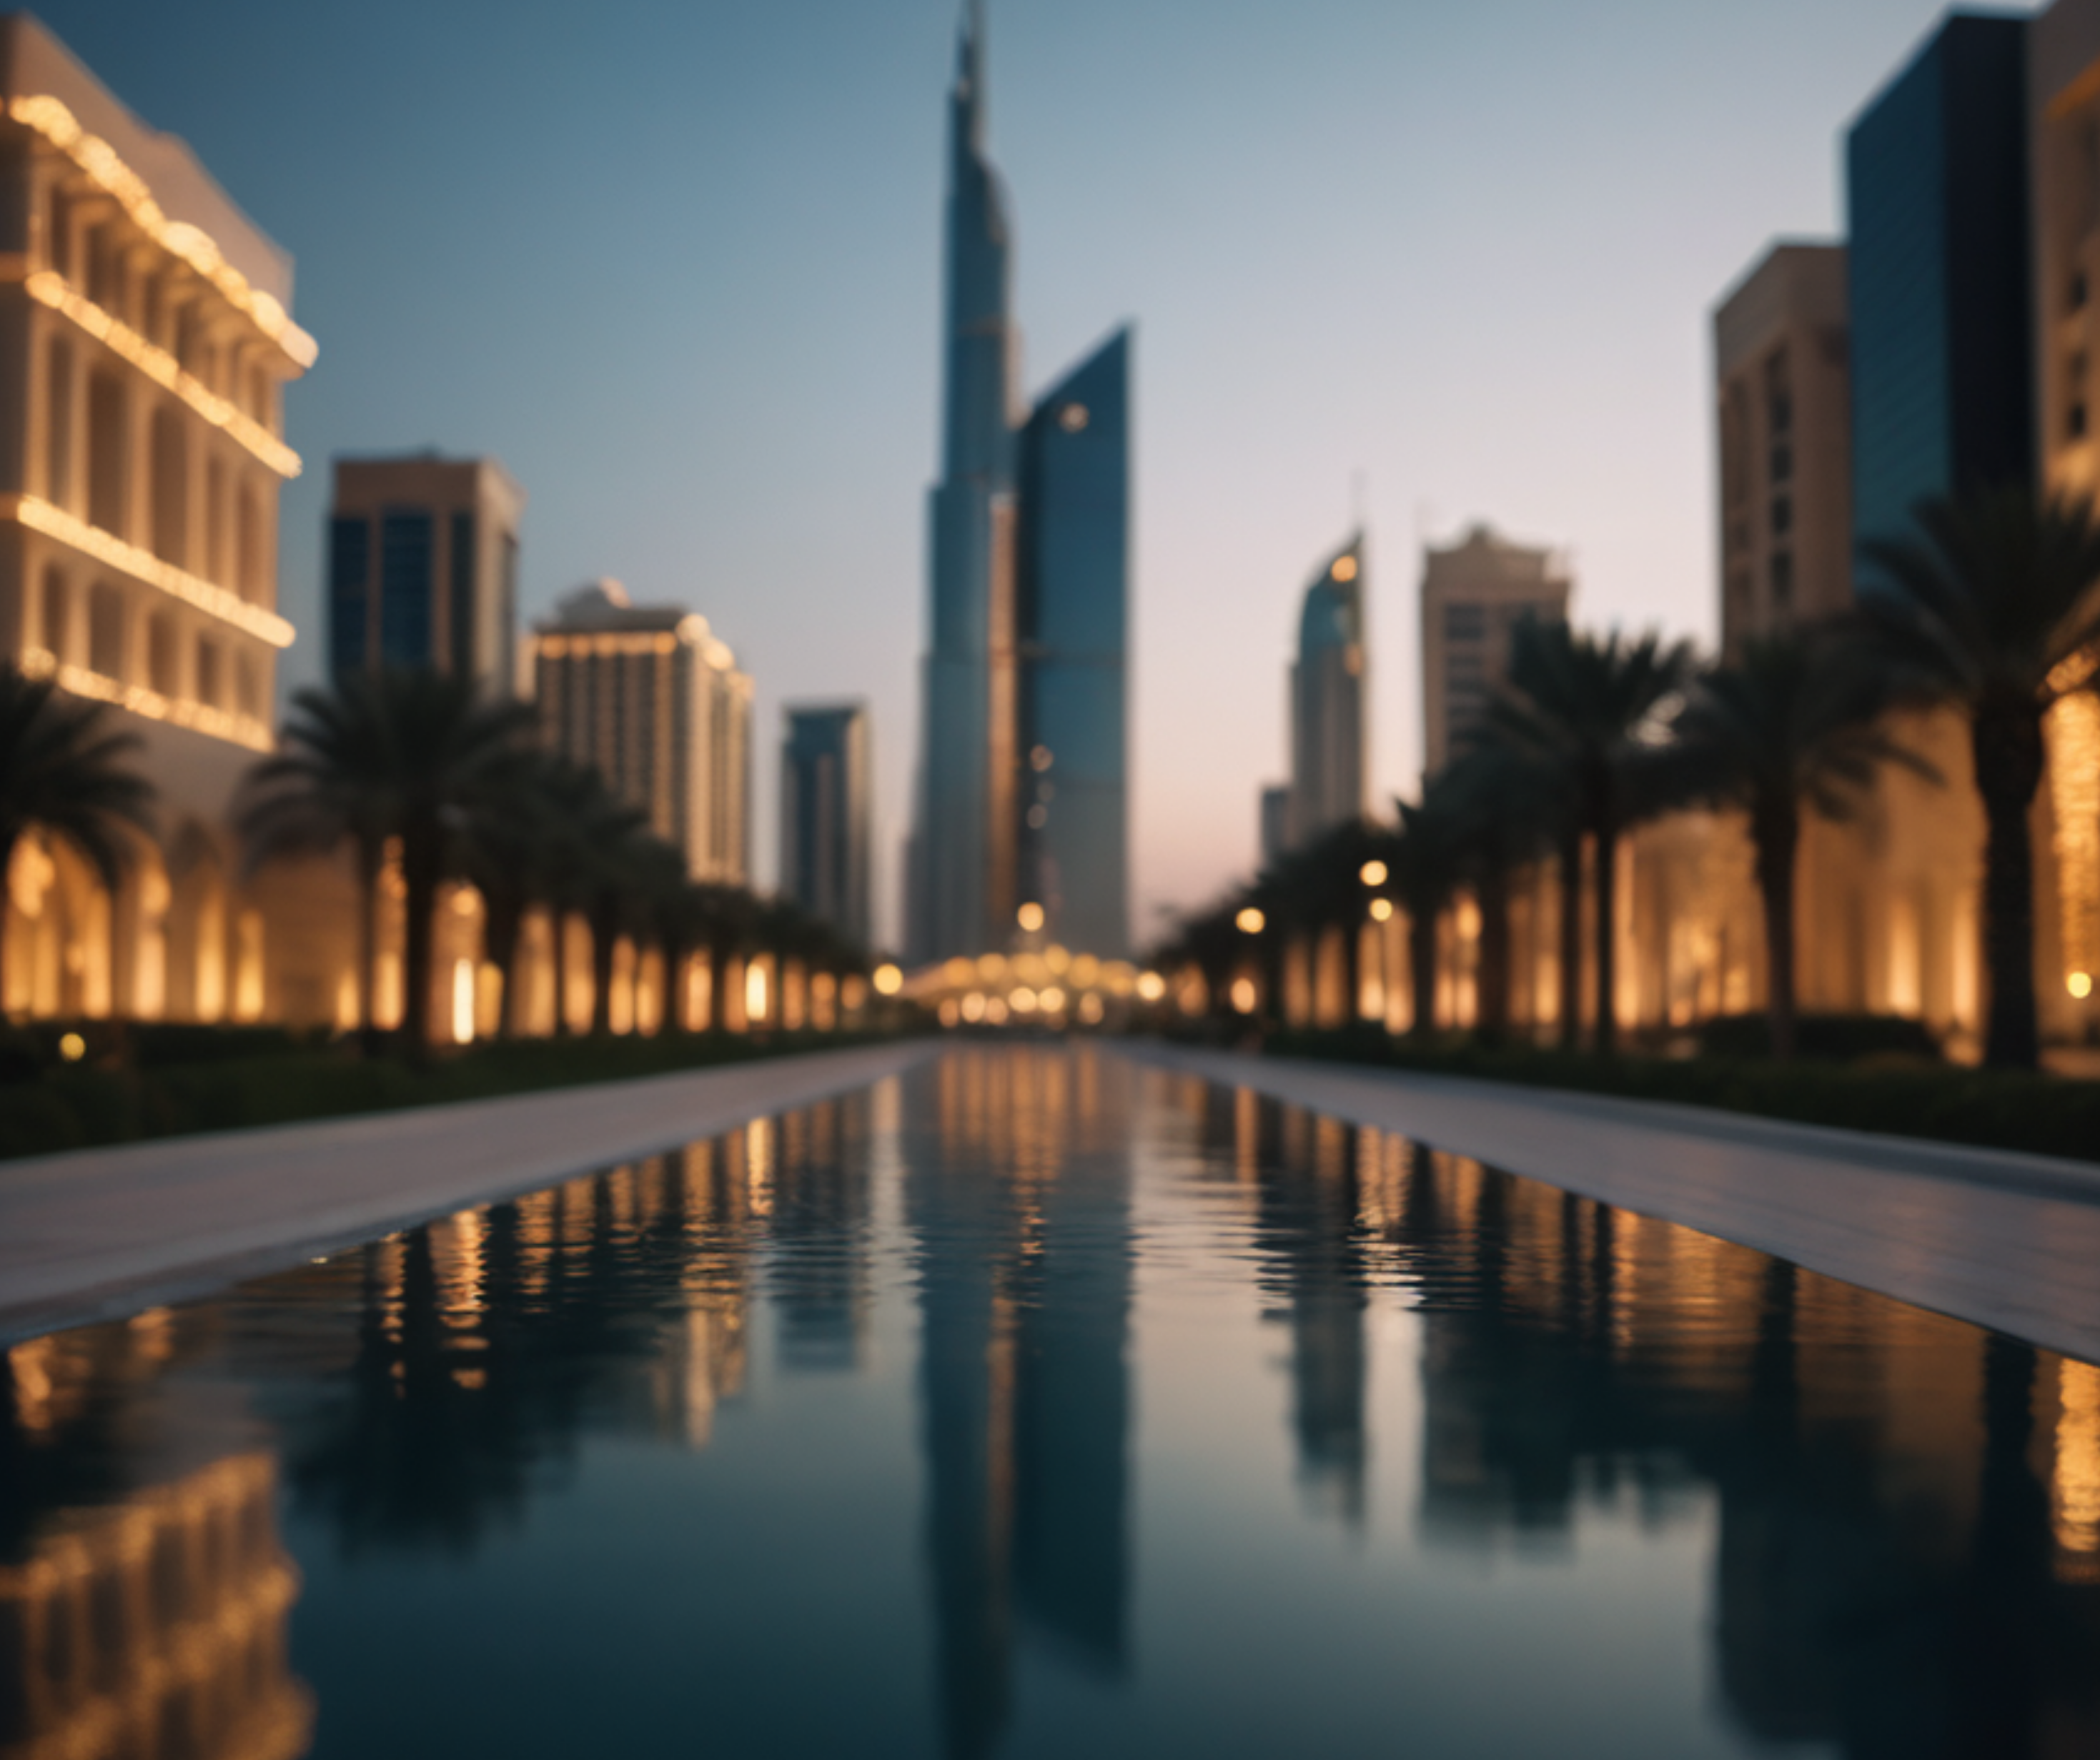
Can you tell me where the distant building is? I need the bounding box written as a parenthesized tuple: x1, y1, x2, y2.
(1847, 12, 2034, 556)
(327, 454, 522, 697)
(781, 702, 871, 947)
(1015, 329, 1131, 956)
(1259, 784, 1292, 868)
(1282, 535, 1366, 850)
(529, 580, 751, 885)
(1419, 525, 1571, 780)
(1713, 244, 1851, 657)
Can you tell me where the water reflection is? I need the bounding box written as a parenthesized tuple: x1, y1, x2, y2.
(911, 1050, 1132, 1759)
(0, 1053, 2096, 1757)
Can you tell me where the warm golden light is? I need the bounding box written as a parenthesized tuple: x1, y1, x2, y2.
(1230, 976, 1258, 1013)
(1058, 402, 1089, 432)
(745, 960, 769, 1023)
(1017, 901, 1045, 933)
(1359, 860, 1387, 886)
(938, 998, 960, 1028)
(872, 962, 903, 996)
(1370, 898, 1395, 923)
(451, 959, 475, 1045)
(1010, 986, 1039, 1014)
(57, 1031, 84, 1062)
(1136, 970, 1167, 1003)
(961, 992, 986, 1023)
(1236, 907, 1266, 934)
(1040, 986, 1066, 1013)
(2071, 971, 2094, 1000)
(1332, 554, 1358, 582)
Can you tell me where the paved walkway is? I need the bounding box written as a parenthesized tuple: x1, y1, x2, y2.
(1119, 1044, 2100, 1366)
(0, 1040, 938, 1344)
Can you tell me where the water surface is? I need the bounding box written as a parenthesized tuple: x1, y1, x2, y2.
(4, 1046, 2098, 1758)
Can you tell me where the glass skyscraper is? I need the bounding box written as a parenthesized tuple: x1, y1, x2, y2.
(1288, 537, 1367, 847)
(1846, 13, 2033, 555)
(781, 702, 873, 948)
(1016, 331, 1131, 957)
(907, 4, 1133, 962)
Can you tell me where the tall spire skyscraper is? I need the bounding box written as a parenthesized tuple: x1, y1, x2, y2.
(908, 2, 1020, 963)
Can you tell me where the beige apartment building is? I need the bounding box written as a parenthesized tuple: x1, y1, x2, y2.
(529, 580, 753, 885)
(0, 16, 366, 1025)
(1419, 524, 1571, 779)
(1713, 244, 1852, 656)
(327, 454, 523, 697)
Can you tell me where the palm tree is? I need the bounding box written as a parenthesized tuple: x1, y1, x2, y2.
(242, 669, 534, 1058)
(1387, 790, 1470, 1037)
(1433, 746, 1554, 1047)
(455, 751, 568, 1038)
(0, 664, 154, 1010)
(1667, 630, 1931, 1060)
(1859, 487, 2100, 1069)
(1481, 618, 1693, 1054)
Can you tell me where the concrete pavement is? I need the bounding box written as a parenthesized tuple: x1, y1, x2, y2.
(1118, 1043, 2100, 1365)
(0, 1039, 939, 1345)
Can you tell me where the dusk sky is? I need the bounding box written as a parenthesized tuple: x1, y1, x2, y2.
(40, 0, 1956, 948)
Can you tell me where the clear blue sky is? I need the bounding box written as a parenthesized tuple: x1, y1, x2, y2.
(39, 0, 1956, 947)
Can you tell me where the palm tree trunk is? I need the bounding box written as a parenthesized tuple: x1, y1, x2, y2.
(355, 832, 380, 1055)
(1476, 862, 1511, 1047)
(1594, 810, 1620, 1057)
(1556, 824, 1583, 1050)
(1340, 913, 1363, 1029)
(485, 890, 524, 1039)
(1753, 799, 1800, 1060)
(590, 898, 618, 1034)
(1973, 707, 2046, 1070)
(1409, 906, 1438, 1037)
(553, 904, 574, 1035)
(0, 830, 18, 1020)
(400, 830, 441, 1061)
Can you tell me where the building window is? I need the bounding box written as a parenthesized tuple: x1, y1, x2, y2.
(1444, 603, 1486, 641)
(2074, 271, 2090, 313)
(146, 613, 175, 697)
(380, 509, 435, 666)
(149, 407, 187, 567)
(1764, 347, 1792, 437)
(237, 487, 264, 604)
(86, 372, 124, 537)
(85, 224, 119, 311)
(449, 509, 477, 678)
(329, 514, 371, 677)
(41, 569, 68, 663)
(235, 652, 260, 718)
(89, 582, 125, 680)
(45, 185, 69, 279)
(1770, 442, 1793, 484)
(2073, 403, 2090, 442)
(205, 457, 227, 585)
(45, 337, 72, 511)
(196, 637, 222, 709)
(1770, 494, 1793, 537)
(1771, 551, 1794, 607)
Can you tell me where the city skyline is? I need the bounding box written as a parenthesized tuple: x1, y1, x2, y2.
(23, 0, 1963, 946)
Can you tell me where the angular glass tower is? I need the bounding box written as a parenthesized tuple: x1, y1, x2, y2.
(1016, 330, 1131, 957)
(1846, 13, 2032, 555)
(909, 1, 1018, 963)
(1289, 535, 1367, 847)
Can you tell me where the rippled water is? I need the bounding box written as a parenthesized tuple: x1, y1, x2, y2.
(4, 1045, 2099, 1759)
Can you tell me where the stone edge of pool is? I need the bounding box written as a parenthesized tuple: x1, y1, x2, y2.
(0, 1039, 941, 1347)
(1114, 1041, 2100, 1367)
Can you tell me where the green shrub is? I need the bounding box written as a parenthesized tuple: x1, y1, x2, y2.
(1693, 1012, 1944, 1064)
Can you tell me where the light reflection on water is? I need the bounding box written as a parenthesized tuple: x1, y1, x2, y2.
(1, 1046, 2099, 1759)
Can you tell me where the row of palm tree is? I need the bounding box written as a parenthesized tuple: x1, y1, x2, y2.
(236, 667, 866, 1057)
(1160, 487, 2100, 1071)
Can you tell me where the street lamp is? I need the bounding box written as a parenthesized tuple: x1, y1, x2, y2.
(1236, 906, 1265, 934)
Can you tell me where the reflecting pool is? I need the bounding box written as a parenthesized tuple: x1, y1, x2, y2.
(4, 1047, 2099, 1758)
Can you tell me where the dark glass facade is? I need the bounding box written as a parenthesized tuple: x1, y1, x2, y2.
(327, 514, 369, 678)
(380, 509, 434, 667)
(1847, 12, 2033, 556)
(781, 703, 872, 948)
(1016, 330, 1131, 957)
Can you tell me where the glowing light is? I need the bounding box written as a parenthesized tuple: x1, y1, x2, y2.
(56, 1031, 84, 1061)
(1332, 554, 1359, 582)
(10, 95, 317, 368)
(984, 996, 1009, 1025)
(1039, 986, 1066, 1013)
(21, 272, 300, 477)
(1017, 902, 1046, 933)
(1058, 402, 1089, 432)
(1136, 970, 1167, 1003)
(745, 960, 769, 1023)
(1359, 860, 1388, 886)
(872, 962, 903, 995)
(2072, 972, 2094, 1000)
(938, 998, 960, 1028)
(961, 992, 986, 1023)
(1236, 907, 1266, 935)
(19, 647, 272, 750)
(1230, 976, 1258, 1013)
(2049, 692, 2100, 995)
(1078, 993, 1104, 1024)
(1370, 898, 1395, 923)
(451, 959, 475, 1045)
(1011, 986, 1039, 1014)
(5, 496, 296, 646)
(1030, 745, 1054, 771)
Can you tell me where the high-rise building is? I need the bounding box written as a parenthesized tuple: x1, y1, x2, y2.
(906, 4, 1133, 962)
(327, 454, 522, 697)
(528, 580, 751, 885)
(781, 702, 872, 948)
(1284, 535, 1367, 847)
(1016, 329, 1131, 956)
(1847, 13, 2034, 556)
(1259, 785, 1292, 869)
(1420, 525, 1571, 780)
(0, 15, 317, 1021)
(1713, 244, 1851, 657)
